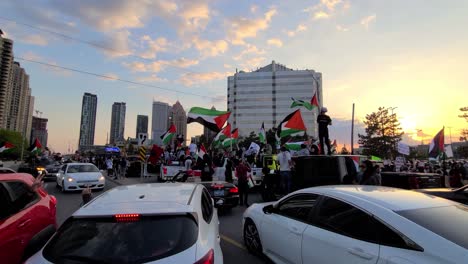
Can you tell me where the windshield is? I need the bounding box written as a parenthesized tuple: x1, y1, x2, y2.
(67, 165, 99, 173)
(397, 205, 468, 249)
(43, 215, 198, 263)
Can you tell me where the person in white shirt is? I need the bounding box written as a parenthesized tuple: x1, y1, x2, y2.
(294, 144, 310, 156)
(278, 146, 293, 194)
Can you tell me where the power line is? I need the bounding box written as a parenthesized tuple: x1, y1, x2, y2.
(0, 16, 199, 74)
(16, 57, 225, 101)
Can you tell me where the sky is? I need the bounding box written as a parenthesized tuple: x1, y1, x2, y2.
(1, 0, 467, 153)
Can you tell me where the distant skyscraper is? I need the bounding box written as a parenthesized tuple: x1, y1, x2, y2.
(110, 102, 126, 144)
(0, 31, 14, 129)
(31, 116, 48, 147)
(6, 62, 33, 137)
(136, 115, 148, 137)
(151, 101, 170, 145)
(78, 93, 97, 148)
(171, 101, 187, 144)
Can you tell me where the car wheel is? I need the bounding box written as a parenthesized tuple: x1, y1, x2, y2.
(244, 219, 263, 255)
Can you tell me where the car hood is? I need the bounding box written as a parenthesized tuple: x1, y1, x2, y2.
(66, 172, 102, 180)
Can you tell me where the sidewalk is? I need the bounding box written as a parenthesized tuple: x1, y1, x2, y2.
(103, 171, 159, 186)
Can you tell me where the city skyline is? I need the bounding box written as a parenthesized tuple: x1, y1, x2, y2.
(1, 1, 467, 152)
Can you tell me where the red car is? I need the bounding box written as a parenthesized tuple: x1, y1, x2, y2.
(0, 173, 57, 264)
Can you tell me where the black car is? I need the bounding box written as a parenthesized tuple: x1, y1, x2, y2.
(17, 157, 61, 180)
(200, 181, 239, 210)
(417, 185, 468, 205)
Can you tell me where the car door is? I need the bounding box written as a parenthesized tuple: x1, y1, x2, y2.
(261, 194, 319, 264)
(302, 196, 379, 264)
(0, 181, 22, 264)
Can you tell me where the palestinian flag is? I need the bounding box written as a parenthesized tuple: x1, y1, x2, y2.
(277, 110, 307, 138)
(28, 138, 42, 153)
(213, 123, 231, 146)
(196, 144, 207, 161)
(222, 128, 239, 147)
(285, 141, 307, 151)
(290, 92, 319, 111)
(160, 124, 176, 145)
(429, 127, 444, 158)
(0, 142, 14, 153)
(258, 122, 266, 144)
(187, 107, 231, 132)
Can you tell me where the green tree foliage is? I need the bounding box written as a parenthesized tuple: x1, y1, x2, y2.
(238, 131, 259, 149)
(358, 107, 404, 159)
(0, 129, 28, 160)
(459, 107, 468, 141)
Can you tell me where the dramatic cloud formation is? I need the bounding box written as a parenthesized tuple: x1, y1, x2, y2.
(123, 57, 199, 73)
(227, 8, 277, 45)
(361, 14, 376, 29)
(192, 37, 229, 57)
(139, 35, 169, 59)
(97, 30, 133, 57)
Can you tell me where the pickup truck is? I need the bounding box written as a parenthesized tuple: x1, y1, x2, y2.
(159, 161, 185, 181)
(380, 172, 444, 189)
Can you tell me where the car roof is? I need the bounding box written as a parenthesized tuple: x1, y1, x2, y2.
(74, 183, 199, 217)
(0, 173, 35, 185)
(301, 185, 458, 211)
(66, 163, 96, 166)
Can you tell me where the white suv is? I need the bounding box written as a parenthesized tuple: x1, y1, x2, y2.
(26, 183, 223, 264)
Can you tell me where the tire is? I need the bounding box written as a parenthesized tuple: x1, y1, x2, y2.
(244, 219, 263, 255)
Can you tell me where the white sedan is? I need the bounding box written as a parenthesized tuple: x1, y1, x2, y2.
(27, 183, 223, 263)
(56, 163, 105, 192)
(243, 185, 468, 264)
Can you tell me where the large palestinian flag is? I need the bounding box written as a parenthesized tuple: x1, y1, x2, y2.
(0, 142, 14, 153)
(222, 128, 239, 147)
(160, 124, 176, 145)
(285, 141, 307, 151)
(277, 110, 307, 138)
(290, 91, 319, 111)
(429, 127, 444, 158)
(213, 123, 231, 146)
(258, 122, 266, 144)
(28, 138, 42, 153)
(187, 107, 230, 132)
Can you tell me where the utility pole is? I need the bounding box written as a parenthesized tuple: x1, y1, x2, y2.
(351, 103, 355, 155)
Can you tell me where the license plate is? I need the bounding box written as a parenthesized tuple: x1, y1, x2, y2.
(214, 189, 224, 197)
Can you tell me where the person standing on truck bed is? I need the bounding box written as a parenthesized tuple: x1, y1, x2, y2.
(317, 107, 332, 155)
(359, 160, 381, 185)
(278, 146, 293, 194)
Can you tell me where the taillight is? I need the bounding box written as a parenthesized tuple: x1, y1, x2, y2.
(194, 249, 214, 264)
(163, 167, 167, 175)
(50, 195, 57, 205)
(115, 214, 140, 222)
(229, 187, 238, 194)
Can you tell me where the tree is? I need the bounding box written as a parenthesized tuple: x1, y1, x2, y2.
(0, 129, 28, 160)
(239, 131, 259, 149)
(455, 145, 468, 159)
(358, 107, 404, 159)
(459, 107, 468, 141)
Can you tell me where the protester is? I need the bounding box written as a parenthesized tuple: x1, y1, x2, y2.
(295, 144, 310, 156)
(449, 163, 463, 188)
(317, 107, 332, 155)
(278, 146, 293, 194)
(225, 154, 234, 183)
(360, 160, 380, 185)
(105, 157, 113, 178)
(184, 155, 193, 171)
(201, 155, 214, 181)
(81, 186, 92, 206)
(119, 156, 127, 179)
(236, 159, 251, 206)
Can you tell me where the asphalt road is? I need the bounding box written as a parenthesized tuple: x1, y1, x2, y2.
(42, 179, 267, 264)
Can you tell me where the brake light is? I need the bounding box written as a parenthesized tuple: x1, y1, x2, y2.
(194, 249, 214, 264)
(212, 184, 224, 189)
(163, 167, 167, 175)
(115, 214, 140, 222)
(229, 187, 239, 194)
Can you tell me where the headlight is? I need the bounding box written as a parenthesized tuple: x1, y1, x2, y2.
(37, 167, 46, 171)
(99, 176, 105, 181)
(67, 177, 74, 182)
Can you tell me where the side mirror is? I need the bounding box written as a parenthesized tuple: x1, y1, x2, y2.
(263, 204, 275, 214)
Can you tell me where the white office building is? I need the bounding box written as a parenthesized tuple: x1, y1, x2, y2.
(227, 61, 323, 138)
(151, 101, 170, 145)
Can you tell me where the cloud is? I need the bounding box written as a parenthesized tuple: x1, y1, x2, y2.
(287, 24, 307, 37)
(22, 51, 43, 61)
(100, 73, 119, 81)
(336, 25, 349, 32)
(321, 0, 343, 11)
(123, 57, 199, 73)
(239, 57, 267, 71)
(139, 35, 169, 59)
(224, 64, 232, 69)
(175, 0, 211, 35)
(314, 11, 330, 20)
(192, 37, 229, 57)
(267, 38, 283, 47)
(361, 14, 376, 29)
(21, 51, 72, 77)
(250, 5, 258, 13)
(96, 30, 133, 57)
(179, 71, 229, 86)
(211, 95, 226, 104)
(233, 44, 266, 61)
(227, 7, 277, 45)
(136, 74, 168, 83)
(21, 34, 49, 46)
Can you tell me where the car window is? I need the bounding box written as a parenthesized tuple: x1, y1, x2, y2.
(0, 182, 15, 220)
(375, 217, 421, 251)
(201, 189, 213, 223)
(314, 197, 378, 243)
(61, 165, 67, 172)
(67, 165, 99, 173)
(4, 181, 39, 214)
(397, 205, 468, 250)
(43, 215, 198, 263)
(277, 194, 319, 223)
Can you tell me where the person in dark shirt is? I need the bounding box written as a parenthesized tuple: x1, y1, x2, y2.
(236, 159, 251, 206)
(317, 107, 332, 155)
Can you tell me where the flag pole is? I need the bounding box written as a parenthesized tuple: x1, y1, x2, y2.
(351, 103, 355, 155)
